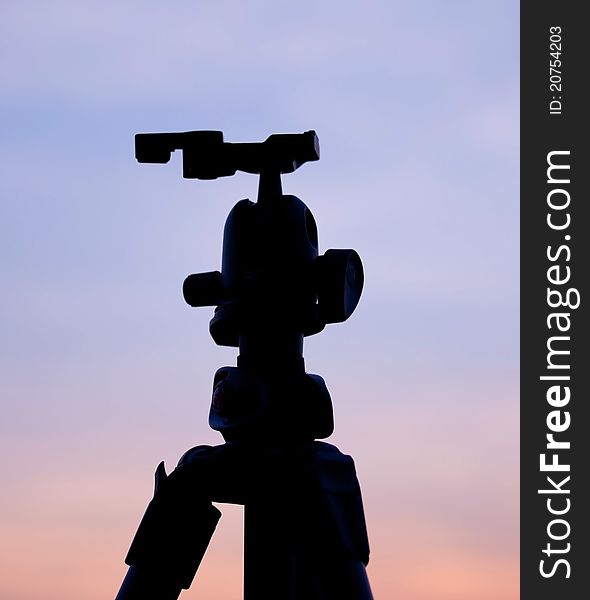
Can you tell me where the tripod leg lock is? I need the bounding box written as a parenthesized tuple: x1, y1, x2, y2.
(120, 457, 222, 596)
(310, 442, 371, 565)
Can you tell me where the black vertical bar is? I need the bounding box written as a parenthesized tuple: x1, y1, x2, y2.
(244, 501, 295, 600)
(521, 3, 590, 599)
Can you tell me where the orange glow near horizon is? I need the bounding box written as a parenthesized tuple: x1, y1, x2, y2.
(1, 382, 518, 600)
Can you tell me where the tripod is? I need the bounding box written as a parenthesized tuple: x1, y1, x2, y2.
(115, 131, 373, 600)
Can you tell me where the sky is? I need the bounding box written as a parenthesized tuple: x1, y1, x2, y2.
(0, 1, 519, 599)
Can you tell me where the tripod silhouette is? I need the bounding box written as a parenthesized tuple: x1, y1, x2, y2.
(115, 131, 373, 600)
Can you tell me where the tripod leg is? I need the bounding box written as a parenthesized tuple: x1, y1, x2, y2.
(242, 442, 373, 600)
(115, 459, 221, 600)
(295, 442, 373, 600)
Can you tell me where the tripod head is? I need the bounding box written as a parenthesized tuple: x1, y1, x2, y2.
(135, 129, 319, 180)
(135, 130, 363, 441)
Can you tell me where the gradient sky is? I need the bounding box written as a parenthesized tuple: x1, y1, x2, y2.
(1, 2, 519, 599)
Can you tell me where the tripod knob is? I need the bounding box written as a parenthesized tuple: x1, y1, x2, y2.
(183, 271, 224, 307)
(315, 249, 364, 324)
